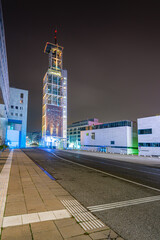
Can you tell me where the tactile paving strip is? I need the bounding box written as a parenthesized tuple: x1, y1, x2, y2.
(61, 199, 105, 231)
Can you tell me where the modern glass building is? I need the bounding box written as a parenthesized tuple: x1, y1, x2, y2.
(0, 0, 10, 145)
(42, 38, 67, 148)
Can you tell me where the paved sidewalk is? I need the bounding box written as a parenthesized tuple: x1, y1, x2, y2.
(1, 149, 124, 240)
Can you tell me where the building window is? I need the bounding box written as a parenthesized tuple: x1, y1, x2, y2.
(11, 113, 13, 116)
(139, 142, 160, 147)
(48, 75, 52, 83)
(15, 106, 18, 109)
(53, 76, 57, 84)
(20, 107, 23, 110)
(20, 114, 23, 117)
(91, 132, 95, 140)
(20, 93, 24, 98)
(111, 141, 115, 144)
(11, 105, 14, 109)
(138, 129, 152, 134)
(15, 113, 18, 116)
(20, 100, 23, 104)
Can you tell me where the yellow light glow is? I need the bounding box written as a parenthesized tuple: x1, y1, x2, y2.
(48, 70, 61, 77)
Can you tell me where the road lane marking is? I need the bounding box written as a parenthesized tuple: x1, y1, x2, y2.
(88, 195, 160, 212)
(61, 150, 160, 177)
(52, 152, 160, 193)
(0, 150, 13, 234)
(2, 209, 71, 228)
(61, 199, 105, 231)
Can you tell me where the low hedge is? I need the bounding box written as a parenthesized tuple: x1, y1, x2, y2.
(0, 144, 9, 151)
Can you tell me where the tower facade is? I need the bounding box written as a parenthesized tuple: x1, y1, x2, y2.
(42, 35, 67, 148)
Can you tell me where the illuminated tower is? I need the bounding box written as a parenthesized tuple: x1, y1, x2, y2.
(42, 30, 67, 148)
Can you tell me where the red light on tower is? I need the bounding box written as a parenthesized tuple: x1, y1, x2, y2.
(54, 29, 57, 44)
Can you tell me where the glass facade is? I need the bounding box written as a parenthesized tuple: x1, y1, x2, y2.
(92, 121, 132, 130)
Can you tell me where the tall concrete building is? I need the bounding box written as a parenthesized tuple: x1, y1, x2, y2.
(6, 87, 28, 148)
(0, 0, 10, 144)
(42, 31, 67, 148)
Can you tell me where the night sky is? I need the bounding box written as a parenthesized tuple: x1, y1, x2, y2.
(2, 1, 160, 132)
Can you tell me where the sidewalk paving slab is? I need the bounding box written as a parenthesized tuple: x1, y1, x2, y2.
(0, 149, 125, 240)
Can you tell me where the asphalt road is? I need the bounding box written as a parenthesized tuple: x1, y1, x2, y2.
(23, 148, 160, 240)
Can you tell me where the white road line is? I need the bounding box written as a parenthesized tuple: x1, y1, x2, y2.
(52, 152, 160, 193)
(0, 150, 13, 234)
(3, 209, 71, 228)
(88, 195, 160, 212)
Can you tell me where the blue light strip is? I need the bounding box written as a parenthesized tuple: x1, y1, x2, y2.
(8, 119, 22, 124)
(34, 161, 55, 180)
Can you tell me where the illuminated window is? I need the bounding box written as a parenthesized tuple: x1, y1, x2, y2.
(58, 87, 62, 96)
(48, 75, 52, 83)
(58, 78, 61, 85)
(58, 97, 62, 106)
(47, 95, 52, 104)
(47, 85, 52, 93)
(53, 76, 57, 84)
(20, 100, 23, 104)
(52, 60, 56, 68)
(53, 96, 57, 105)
